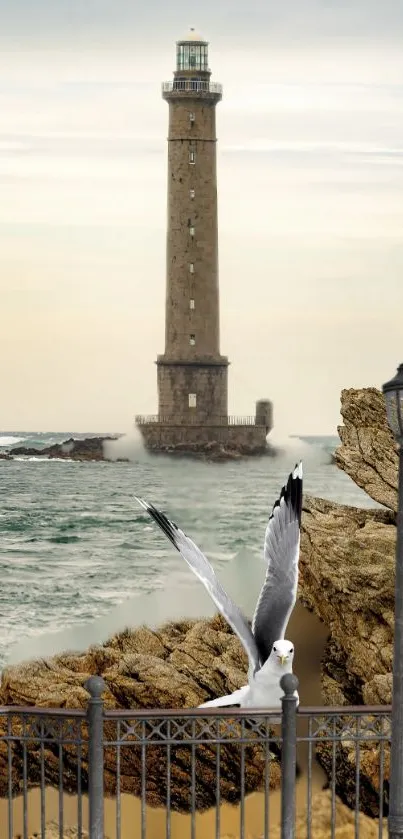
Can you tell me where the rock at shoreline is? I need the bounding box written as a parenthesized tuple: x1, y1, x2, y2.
(138, 439, 276, 461)
(9, 437, 126, 463)
(7, 436, 276, 464)
(0, 615, 280, 812)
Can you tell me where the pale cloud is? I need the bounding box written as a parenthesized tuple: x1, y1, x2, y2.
(0, 9, 402, 434)
(1, 0, 402, 41)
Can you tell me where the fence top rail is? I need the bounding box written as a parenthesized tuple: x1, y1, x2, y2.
(104, 704, 392, 718)
(0, 703, 391, 718)
(0, 706, 86, 718)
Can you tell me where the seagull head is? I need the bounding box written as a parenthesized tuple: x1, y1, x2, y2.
(271, 639, 294, 667)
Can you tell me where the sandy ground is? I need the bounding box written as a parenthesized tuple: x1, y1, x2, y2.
(0, 602, 328, 838)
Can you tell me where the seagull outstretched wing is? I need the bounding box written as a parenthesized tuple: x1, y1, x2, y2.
(135, 498, 260, 674)
(251, 462, 303, 666)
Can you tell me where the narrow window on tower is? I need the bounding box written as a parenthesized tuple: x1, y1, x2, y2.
(190, 298, 195, 310)
(189, 263, 194, 273)
(190, 188, 195, 199)
(189, 150, 196, 165)
(189, 226, 195, 237)
(189, 393, 197, 408)
(189, 334, 195, 346)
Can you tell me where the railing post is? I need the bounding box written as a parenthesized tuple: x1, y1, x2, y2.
(85, 676, 106, 839)
(280, 673, 299, 839)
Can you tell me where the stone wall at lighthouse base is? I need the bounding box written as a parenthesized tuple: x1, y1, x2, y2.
(135, 421, 273, 460)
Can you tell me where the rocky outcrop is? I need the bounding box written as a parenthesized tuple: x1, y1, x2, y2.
(9, 437, 126, 462)
(334, 387, 398, 512)
(8, 437, 276, 463)
(300, 494, 395, 705)
(143, 440, 276, 461)
(299, 387, 397, 816)
(299, 491, 395, 817)
(0, 615, 280, 812)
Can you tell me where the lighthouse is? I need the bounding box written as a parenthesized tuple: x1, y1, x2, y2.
(136, 31, 273, 455)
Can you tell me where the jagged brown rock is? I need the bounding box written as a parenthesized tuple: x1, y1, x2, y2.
(298, 387, 398, 817)
(300, 494, 395, 701)
(0, 614, 280, 812)
(334, 388, 398, 511)
(300, 494, 394, 811)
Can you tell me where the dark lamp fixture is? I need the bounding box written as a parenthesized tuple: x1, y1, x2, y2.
(382, 363, 403, 442)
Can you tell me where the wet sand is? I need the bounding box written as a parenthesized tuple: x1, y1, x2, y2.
(0, 603, 329, 837)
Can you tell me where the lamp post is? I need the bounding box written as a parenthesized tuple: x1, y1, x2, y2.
(382, 363, 403, 839)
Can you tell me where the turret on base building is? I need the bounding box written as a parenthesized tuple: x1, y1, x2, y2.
(136, 30, 273, 457)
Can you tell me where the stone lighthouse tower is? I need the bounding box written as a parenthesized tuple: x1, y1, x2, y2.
(158, 28, 228, 424)
(136, 30, 273, 456)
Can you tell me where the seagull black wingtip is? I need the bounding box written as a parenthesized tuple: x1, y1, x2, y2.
(135, 497, 180, 551)
(269, 462, 303, 526)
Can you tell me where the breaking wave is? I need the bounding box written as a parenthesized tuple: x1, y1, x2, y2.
(0, 436, 25, 447)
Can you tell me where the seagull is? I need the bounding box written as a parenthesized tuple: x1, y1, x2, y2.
(135, 462, 302, 713)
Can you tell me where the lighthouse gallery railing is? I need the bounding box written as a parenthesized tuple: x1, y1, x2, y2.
(135, 414, 265, 426)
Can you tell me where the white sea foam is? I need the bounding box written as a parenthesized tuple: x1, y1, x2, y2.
(269, 432, 333, 466)
(0, 436, 25, 447)
(13, 456, 75, 463)
(103, 426, 153, 463)
(7, 547, 261, 666)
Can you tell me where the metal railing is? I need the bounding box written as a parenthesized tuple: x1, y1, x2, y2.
(135, 414, 262, 427)
(162, 80, 223, 95)
(0, 676, 391, 839)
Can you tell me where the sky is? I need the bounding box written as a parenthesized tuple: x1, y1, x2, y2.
(1, 0, 403, 434)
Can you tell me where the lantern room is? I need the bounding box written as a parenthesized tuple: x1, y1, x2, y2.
(176, 28, 209, 73)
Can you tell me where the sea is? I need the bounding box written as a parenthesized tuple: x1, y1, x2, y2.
(0, 429, 380, 673)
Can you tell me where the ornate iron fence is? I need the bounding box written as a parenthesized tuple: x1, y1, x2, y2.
(0, 676, 391, 839)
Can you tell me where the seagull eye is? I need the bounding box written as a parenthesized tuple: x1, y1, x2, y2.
(290, 647, 294, 653)
(273, 646, 277, 652)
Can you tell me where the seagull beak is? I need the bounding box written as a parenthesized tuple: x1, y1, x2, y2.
(278, 654, 288, 666)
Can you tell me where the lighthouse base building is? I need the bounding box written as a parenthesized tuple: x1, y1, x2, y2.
(136, 30, 273, 457)
(136, 405, 273, 457)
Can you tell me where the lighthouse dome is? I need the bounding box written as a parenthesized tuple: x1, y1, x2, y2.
(177, 27, 207, 44)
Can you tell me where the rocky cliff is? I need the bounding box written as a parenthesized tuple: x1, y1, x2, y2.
(299, 387, 396, 817)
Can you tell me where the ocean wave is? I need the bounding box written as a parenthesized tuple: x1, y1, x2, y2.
(12, 456, 75, 463)
(0, 436, 25, 447)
